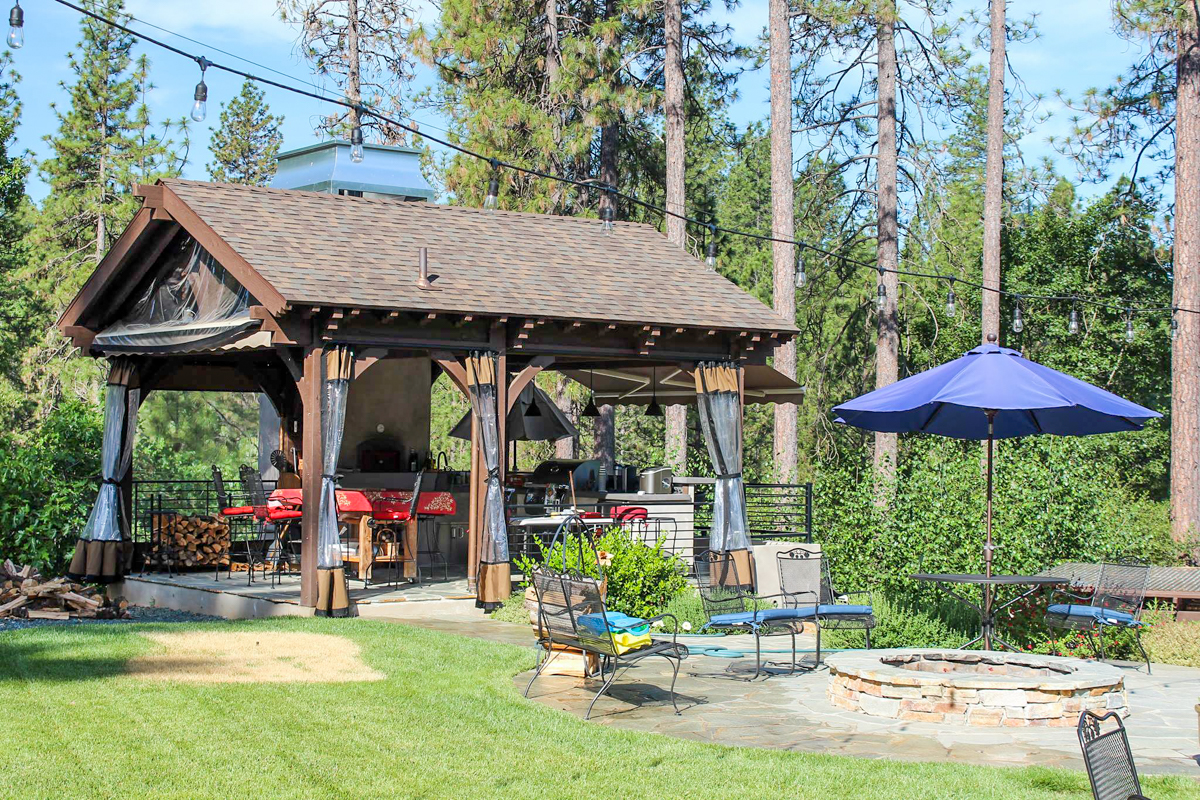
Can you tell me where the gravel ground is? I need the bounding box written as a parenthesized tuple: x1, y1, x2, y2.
(0, 606, 221, 632)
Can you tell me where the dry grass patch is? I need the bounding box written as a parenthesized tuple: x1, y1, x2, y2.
(126, 630, 385, 684)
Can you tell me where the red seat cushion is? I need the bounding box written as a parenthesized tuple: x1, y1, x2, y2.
(372, 506, 412, 522)
(268, 508, 303, 522)
(614, 506, 648, 521)
(221, 506, 255, 517)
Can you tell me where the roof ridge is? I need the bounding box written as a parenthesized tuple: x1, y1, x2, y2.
(161, 177, 658, 232)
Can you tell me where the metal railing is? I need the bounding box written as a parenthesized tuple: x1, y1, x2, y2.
(692, 482, 814, 544)
(131, 478, 275, 544)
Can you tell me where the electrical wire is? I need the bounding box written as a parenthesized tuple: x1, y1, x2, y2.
(42, 0, 1195, 321)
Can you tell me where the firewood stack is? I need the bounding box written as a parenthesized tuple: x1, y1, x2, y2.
(0, 560, 130, 620)
(148, 513, 232, 568)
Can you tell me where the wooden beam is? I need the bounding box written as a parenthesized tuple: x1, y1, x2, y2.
(299, 346, 322, 607)
(250, 306, 312, 347)
(432, 351, 469, 397)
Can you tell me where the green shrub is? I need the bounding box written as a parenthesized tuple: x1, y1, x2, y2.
(822, 591, 968, 650)
(658, 589, 712, 634)
(488, 590, 531, 625)
(1145, 614, 1200, 668)
(0, 401, 101, 573)
(512, 527, 688, 620)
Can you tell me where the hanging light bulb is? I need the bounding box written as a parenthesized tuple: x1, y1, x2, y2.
(644, 367, 663, 417)
(1068, 305, 1079, 336)
(945, 280, 956, 318)
(1171, 309, 1180, 341)
(706, 225, 717, 269)
(1012, 299, 1024, 334)
(7, 1, 22, 49)
(876, 283, 887, 312)
(795, 248, 807, 289)
(349, 125, 364, 163)
(190, 58, 208, 123)
(484, 159, 499, 210)
(582, 369, 601, 417)
(601, 205, 615, 234)
(1125, 309, 1135, 343)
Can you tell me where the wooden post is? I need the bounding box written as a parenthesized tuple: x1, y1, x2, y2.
(299, 346, 323, 607)
(467, 415, 480, 591)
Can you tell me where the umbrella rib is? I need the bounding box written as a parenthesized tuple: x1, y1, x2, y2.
(919, 402, 947, 432)
(1026, 409, 1044, 435)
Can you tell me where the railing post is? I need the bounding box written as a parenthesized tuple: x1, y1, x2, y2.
(805, 482, 813, 542)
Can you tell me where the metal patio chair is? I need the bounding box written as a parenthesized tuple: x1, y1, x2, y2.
(695, 550, 807, 677)
(241, 465, 302, 587)
(1078, 710, 1149, 800)
(525, 565, 688, 720)
(212, 465, 253, 582)
(776, 548, 875, 666)
(1045, 560, 1151, 673)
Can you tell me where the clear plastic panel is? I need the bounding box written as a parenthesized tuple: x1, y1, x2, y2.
(80, 384, 127, 543)
(93, 237, 256, 352)
(469, 353, 509, 565)
(317, 349, 352, 569)
(696, 362, 750, 553)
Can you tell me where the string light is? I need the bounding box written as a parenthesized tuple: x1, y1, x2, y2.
(44, 0, 1197, 344)
(875, 266, 886, 312)
(795, 248, 806, 289)
(706, 224, 717, 268)
(600, 187, 615, 234)
(1068, 305, 1079, 335)
(190, 56, 208, 122)
(484, 158, 499, 210)
(349, 125, 364, 163)
(1172, 308, 1180, 341)
(7, 1, 22, 49)
(945, 279, 956, 318)
(1012, 298, 1024, 334)
(1125, 309, 1135, 343)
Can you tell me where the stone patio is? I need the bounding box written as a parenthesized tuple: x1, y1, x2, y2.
(508, 630, 1200, 776)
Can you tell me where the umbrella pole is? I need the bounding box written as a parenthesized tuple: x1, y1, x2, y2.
(984, 410, 996, 651)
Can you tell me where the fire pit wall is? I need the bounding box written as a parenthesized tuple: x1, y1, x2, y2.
(827, 649, 1127, 727)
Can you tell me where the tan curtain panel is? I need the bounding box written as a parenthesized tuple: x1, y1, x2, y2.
(68, 358, 141, 583)
(467, 351, 510, 609)
(695, 361, 750, 555)
(315, 345, 355, 618)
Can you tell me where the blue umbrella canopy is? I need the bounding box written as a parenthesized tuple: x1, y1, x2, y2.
(833, 342, 1160, 439)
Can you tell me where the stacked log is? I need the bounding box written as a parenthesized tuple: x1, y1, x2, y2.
(0, 560, 130, 619)
(149, 513, 231, 568)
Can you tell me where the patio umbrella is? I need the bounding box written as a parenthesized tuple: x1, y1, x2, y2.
(832, 337, 1160, 586)
(447, 383, 578, 443)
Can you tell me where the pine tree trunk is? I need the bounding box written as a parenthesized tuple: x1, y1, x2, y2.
(981, 0, 1005, 344)
(554, 375, 577, 459)
(347, 0, 362, 131)
(769, 0, 797, 484)
(1172, 10, 1200, 546)
(664, 0, 688, 477)
(96, 149, 106, 262)
(592, 0, 618, 475)
(874, 2, 900, 479)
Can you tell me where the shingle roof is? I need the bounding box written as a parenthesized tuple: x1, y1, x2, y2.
(162, 179, 796, 334)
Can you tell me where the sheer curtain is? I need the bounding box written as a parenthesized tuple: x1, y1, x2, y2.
(315, 345, 355, 617)
(467, 351, 510, 609)
(68, 358, 140, 583)
(695, 361, 752, 584)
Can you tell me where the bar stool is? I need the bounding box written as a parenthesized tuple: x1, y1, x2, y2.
(367, 470, 424, 586)
(211, 465, 252, 582)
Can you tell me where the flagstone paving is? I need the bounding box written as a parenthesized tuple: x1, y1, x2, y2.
(508, 633, 1200, 777)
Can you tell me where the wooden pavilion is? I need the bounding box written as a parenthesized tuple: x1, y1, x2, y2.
(58, 177, 798, 611)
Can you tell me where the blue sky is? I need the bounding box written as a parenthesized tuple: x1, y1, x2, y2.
(10, 0, 1150, 203)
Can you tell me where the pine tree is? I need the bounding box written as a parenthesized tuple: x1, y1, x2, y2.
(208, 81, 284, 185)
(27, 0, 183, 407)
(279, 0, 418, 141)
(0, 52, 40, 424)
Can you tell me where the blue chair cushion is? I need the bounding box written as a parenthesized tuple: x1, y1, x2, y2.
(1046, 603, 1142, 627)
(708, 604, 873, 628)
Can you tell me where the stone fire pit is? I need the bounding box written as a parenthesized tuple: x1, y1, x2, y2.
(826, 649, 1126, 727)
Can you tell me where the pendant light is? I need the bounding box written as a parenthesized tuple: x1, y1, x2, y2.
(582, 368, 601, 417)
(644, 367, 663, 417)
(523, 390, 542, 417)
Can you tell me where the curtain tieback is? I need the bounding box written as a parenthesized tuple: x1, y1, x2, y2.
(487, 467, 501, 480)
(101, 477, 121, 485)
(716, 472, 742, 480)
(322, 473, 339, 481)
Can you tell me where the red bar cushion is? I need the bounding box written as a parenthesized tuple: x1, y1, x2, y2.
(221, 506, 255, 517)
(268, 508, 303, 522)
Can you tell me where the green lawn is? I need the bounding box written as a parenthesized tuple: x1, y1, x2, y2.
(0, 618, 1196, 799)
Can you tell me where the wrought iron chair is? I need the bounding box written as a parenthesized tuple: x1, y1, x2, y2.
(525, 565, 688, 720)
(241, 465, 302, 587)
(1077, 710, 1149, 800)
(1045, 560, 1152, 673)
(212, 465, 253, 582)
(776, 548, 875, 666)
(695, 550, 806, 677)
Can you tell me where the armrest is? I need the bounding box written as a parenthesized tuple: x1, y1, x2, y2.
(764, 590, 817, 609)
(645, 613, 681, 649)
(1049, 588, 1091, 605)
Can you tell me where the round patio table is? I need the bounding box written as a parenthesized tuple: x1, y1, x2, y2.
(911, 573, 1066, 652)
